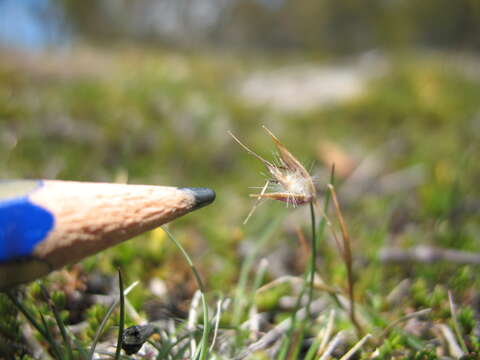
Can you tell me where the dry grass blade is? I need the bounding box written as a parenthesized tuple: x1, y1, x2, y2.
(386, 279, 411, 307)
(209, 298, 224, 353)
(448, 291, 468, 353)
(318, 331, 345, 360)
(125, 297, 144, 324)
(256, 275, 304, 295)
(234, 298, 328, 359)
(262, 125, 313, 184)
(187, 290, 202, 356)
(328, 184, 364, 337)
(244, 180, 269, 224)
(437, 324, 464, 358)
(327, 184, 351, 263)
(339, 333, 372, 360)
(317, 309, 336, 356)
(228, 130, 275, 168)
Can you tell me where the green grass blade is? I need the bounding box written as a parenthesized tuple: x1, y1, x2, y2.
(71, 335, 89, 359)
(6, 291, 50, 341)
(277, 282, 308, 360)
(40, 285, 74, 360)
(307, 201, 316, 318)
(233, 216, 282, 326)
(7, 290, 63, 359)
(289, 321, 307, 360)
(243, 257, 268, 325)
(209, 298, 224, 353)
(88, 280, 139, 360)
(114, 270, 125, 360)
(162, 227, 210, 360)
(39, 311, 63, 359)
(303, 334, 321, 360)
(316, 164, 335, 249)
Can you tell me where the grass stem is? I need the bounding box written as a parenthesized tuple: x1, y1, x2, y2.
(40, 285, 74, 360)
(6, 292, 50, 344)
(307, 201, 316, 318)
(328, 183, 365, 338)
(114, 270, 125, 360)
(88, 281, 138, 360)
(163, 226, 210, 360)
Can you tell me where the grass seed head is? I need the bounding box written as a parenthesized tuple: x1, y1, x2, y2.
(229, 126, 316, 208)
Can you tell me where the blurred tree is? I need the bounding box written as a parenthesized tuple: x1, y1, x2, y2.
(53, 0, 480, 52)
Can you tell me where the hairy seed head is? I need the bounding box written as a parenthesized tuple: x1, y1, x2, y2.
(229, 126, 316, 209)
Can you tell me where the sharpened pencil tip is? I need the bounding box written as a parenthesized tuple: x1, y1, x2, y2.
(182, 187, 216, 210)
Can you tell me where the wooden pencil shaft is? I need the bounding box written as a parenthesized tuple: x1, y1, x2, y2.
(0, 180, 215, 290)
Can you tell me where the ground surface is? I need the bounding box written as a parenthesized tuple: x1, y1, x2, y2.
(1, 47, 480, 359)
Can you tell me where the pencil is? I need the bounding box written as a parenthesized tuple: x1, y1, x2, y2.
(0, 179, 215, 290)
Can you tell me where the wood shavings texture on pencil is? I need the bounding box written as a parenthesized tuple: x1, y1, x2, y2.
(0, 180, 215, 290)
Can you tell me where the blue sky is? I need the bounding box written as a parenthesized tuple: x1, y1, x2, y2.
(0, 0, 69, 50)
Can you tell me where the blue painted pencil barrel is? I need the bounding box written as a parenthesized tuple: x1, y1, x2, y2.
(0, 180, 215, 290)
(0, 180, 54, 262)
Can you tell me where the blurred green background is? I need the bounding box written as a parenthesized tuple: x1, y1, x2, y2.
(1, 0, 480, 335)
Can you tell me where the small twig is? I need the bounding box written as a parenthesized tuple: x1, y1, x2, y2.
(380, 245, 480, 265)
